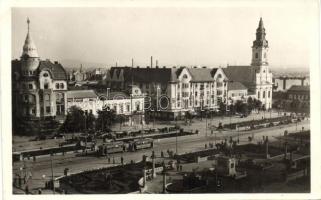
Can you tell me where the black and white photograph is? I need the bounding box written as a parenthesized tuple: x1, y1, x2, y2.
(1, 0, 320, 199)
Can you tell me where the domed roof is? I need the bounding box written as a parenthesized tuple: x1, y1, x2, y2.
(22, 18, 39, 58)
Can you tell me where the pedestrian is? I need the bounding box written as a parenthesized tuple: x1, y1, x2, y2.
(161, 151, 164, 158)
(205, 144, 207, 149)
(121, 156, 124, 165)
(38, 188, 42, 194)
(180, 165, 183, 171)
(112, 156, 115, 164)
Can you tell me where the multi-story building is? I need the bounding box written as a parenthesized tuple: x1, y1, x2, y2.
(105, 66, 228, 119)
(223, 18, 273, 109)
(12, 18, 68, 121)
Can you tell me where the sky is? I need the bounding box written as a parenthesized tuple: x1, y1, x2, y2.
(11, 3, 316, 69)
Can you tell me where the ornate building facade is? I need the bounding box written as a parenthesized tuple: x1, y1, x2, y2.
(12, 19, 68, 122)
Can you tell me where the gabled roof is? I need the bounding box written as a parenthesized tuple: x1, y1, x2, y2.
(228, 81, 248, 91)
(288, 85, 310, 92)
(67, 90, 98, 99)
(223, 65, 259, 87)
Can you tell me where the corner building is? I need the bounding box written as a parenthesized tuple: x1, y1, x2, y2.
(12, 19, 68, 121)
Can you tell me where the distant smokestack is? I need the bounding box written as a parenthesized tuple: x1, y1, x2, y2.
(156, 60, 159, 67)
(116, 62, 118, 67)
(151, 56, 153, 68)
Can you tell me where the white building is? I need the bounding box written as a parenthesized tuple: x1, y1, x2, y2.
(66, 87, 145, 124)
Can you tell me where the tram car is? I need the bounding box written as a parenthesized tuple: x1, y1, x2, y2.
(97, 141, 125, 156)
(128, 138, 154, 152)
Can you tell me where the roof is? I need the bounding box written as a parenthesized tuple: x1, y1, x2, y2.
(67, 90, 98, 99)
(288, 85, 310, 92)
(223, 66, 259, 87)
(38, 60, 68, 80)
(187, 68, 218, 82)
(110, 67, 178, 83)
(228, 81, 248, 91)
(11, 59, 68, 80)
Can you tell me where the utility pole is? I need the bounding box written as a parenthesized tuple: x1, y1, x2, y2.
(205, 114, 208, 137)
(175, 117, 178, 155)
(50, 154, 55, 194)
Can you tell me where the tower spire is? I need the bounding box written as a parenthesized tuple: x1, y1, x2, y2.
(22, 17, 39, 58)
(27, 17, 30, 33)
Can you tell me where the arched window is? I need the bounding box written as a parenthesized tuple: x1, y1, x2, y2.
(183, 74, 188, 79)
(44, 83, 49, 89)
(268, 91, 270, 98)
(43, 72, 49, 77)
(263, 91, 266, 98)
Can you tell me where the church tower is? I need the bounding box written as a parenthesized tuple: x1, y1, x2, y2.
(251, 17, 273, 110)
(251, 17, 269, 67)
(21, 18, 40, 77)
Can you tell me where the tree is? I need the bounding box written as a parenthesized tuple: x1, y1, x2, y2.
(86, 112, 96, 131)
(60, 106, 86, 133)
(96, 109, 116, 132)
(247, 97, 254, 113)
(219, 102, 226, 115)
(235, 100, 249, 116)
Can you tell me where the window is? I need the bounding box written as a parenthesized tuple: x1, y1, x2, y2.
(255, 53, 258, 58)
(263, 91, 266, 98)
(43, 73, 49, 77)
(264, 52, 266, 58)
(46, 106, 51, 113)
(60, 83, 64, 89)
(183, 74, 188, 79)
(127, 105, 130, 112)
(45, 94, 50, 101)
(28, 84, 33, 89)
(231, 163, 235, 168)
(44, 83, 49, 89)
(56, 83, 59, 89)
(268, 91, 270, 98)
(258, 91, 260, 99)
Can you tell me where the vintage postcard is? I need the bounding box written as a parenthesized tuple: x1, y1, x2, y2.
(0, 0, 320, 199)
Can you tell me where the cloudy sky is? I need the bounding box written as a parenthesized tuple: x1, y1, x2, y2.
(11, 2, 317, 69)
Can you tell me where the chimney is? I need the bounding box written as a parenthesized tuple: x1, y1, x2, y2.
(151, 56, 153, 68)
(156, 60, 159, 67)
